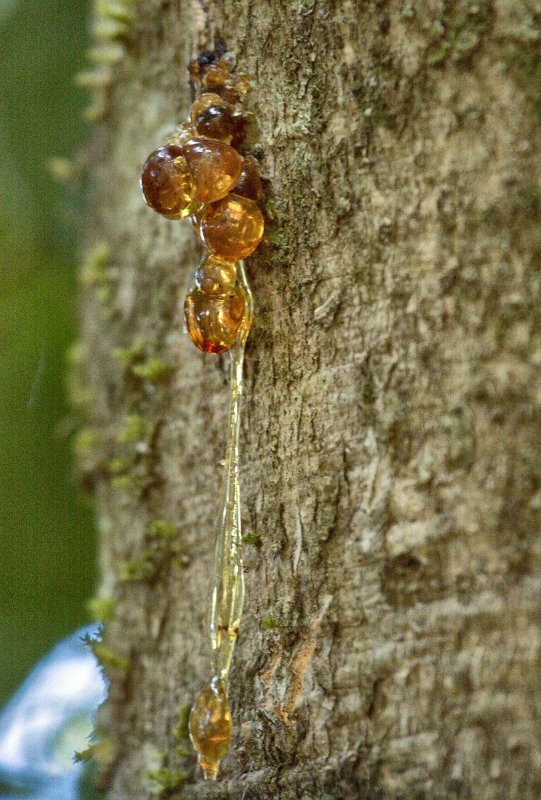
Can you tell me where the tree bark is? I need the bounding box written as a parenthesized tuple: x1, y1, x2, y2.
(78, 1, 541, 798)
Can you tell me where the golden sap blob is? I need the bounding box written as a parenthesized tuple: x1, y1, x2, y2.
(184, 284, 246, 354)
(195, 255, 237, 296)
(182, 137, 243, 204)
(201, 193, 264, 261)
(140, 146, 195, 219)
(188, 677, 232, 781)
(190, 93, 228, 125)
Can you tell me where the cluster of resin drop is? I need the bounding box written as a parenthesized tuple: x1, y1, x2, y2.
(140, 49, 264, 355)
(140, 48, 262, 781)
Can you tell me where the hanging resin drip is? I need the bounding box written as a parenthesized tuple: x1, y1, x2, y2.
(189, 262, 253, 781)
(139, 47, 265, 781)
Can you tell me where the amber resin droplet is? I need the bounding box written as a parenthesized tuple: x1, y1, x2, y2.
(201, 194, 264, 261)
(195, 104, 235, 143)
(190, 93, 228, 125)
(202, 59, 230, 89)
(189, 677, 232, 781)
(195, 255, 237, 296)
(184, 284, 246, 353)
(182, 137, 243, 204)
(214, 83, 241, 105)
(213, 74, 249, 104)
(140, 146, 196, 219)
(233, 157, 263, 201)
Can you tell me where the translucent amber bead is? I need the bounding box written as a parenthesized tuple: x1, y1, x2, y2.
(182, 137, 243, 204)
(214, 83, 241, 105)
(202, 60, 230, 89)
(233, 158, 263, 201)
(189, 677, 232, 781)
(184, 285, 246, 353)
(195, 255, 237, 296)
(195, 104, 234, 142)
(140, 146, 195, 219)
(214, 74, 249, 103)
(201, 194, 264, 261)
(190, 93, 227, 126)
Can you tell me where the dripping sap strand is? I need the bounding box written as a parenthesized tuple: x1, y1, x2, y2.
(209, 260, 253, 683)
(188, 262, 253, 782)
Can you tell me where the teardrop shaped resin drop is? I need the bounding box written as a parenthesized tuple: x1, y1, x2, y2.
(201, 194, 264, 261)
(195, 255, 237, 296)
(184, 285, 246, 353)
(188, 677, 232, 781)
(182, 137, 243, 204)
(140, 146, 195, 219)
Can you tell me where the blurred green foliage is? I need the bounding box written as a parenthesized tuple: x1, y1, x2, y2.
(0, 0, 95, 705)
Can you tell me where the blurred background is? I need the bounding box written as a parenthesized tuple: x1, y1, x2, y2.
(0, 0, 95, 707)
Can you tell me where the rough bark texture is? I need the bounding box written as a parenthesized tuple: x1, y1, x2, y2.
(78, 1, 541, 798)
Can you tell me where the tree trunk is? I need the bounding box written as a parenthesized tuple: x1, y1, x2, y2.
(78, 1, 541, 798)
